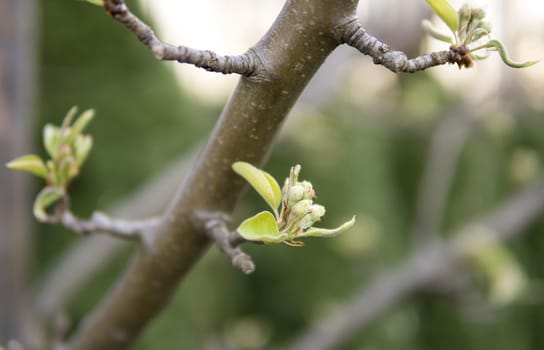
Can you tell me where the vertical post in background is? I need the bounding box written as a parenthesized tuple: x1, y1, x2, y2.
(0, 0, 40, 347)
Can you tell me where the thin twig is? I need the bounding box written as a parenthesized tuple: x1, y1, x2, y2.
(33, 147, 199, 319)
(338, 18, 461, 73)
(103, 0, 258, 76)
(194, 211, 255, 274)
(45, 208, 159, 241)
(286, 177, 544, 350)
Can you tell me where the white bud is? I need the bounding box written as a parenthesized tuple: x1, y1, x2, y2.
(287, 184, 305, 207)
(290, 199, 312, 217)
(309, 204, 325, 222)
(300, 181, 316, 200)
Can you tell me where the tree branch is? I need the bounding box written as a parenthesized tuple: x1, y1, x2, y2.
(338, 18, 461, 73)
(68, 1, 359, 349)
(194, 211, 255, 274)
(46, 210, 159, 241)
(103, 0, 258, 76)
(286, 177, 544, 350)
(34, 147, 199, 319)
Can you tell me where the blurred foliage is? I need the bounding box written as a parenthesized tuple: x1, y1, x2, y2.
(34, 1, 544, 350)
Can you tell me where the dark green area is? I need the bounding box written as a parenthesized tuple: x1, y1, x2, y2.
(37, 2, 544, 349)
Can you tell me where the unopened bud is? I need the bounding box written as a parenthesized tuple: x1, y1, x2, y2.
(291, 199, 312, 217)
(471, 7, 486, 21)
(287, 184, 305, 207)
(300, 181, 316, 199)
(309, 204, 326, 222)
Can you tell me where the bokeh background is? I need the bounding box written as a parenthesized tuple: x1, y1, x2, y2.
(2, 0, 544, 349)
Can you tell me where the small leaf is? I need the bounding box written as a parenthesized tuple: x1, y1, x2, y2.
(74, 135, 93, 166)
(43, 124, 61, 158)
(425, 0, 459, 33)
(6, 154, 48, 178)
(232, 161, 281, 215)
(481, 39, 540, 68)
(299, 216, 356, 238)
(237, 211, 287, 243)
(69, 109, 94, 141)
(61, 106, 78, 129)
(33, 186, 65, 221)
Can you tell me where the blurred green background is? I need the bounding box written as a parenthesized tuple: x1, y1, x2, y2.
(6, 0, 544, 349)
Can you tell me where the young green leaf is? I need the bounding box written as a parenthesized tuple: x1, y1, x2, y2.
(237, 211, 287, 243)
(232, 161, 281, 215)
(480, 39, 540, 68)
(33, 186, 65, 221)
(425, 0, 459, 33)
(6, 154, 48, 178)
(299, 216, 356, 238)
(61, 106, 78, 129)
(43, 124, 61, 158)
(69, 109, 95, 142)
(74, 135, 93, 166)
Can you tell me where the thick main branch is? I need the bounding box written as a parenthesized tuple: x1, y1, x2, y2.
(68, 1, 358, 349)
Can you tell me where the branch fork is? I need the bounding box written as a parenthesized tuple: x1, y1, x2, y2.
(103, 0, 258, 76)
(193, 211, 256, 274)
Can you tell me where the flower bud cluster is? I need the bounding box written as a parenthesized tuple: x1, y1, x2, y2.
(278, 165, 325, 237)
(457, 3, 492, 46)
(6, 106, 95, 221)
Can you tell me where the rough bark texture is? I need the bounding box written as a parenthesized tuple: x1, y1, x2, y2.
(68, 1, 358, 349)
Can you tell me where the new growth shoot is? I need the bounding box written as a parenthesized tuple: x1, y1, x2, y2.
(424, 0, 539, 68)
(232, 162, 355, 246)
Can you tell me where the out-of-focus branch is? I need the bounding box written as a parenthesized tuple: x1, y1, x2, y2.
(338, 18, 460, 73)
(194, 211, 255, 274)
(103, 0, 259, 77)
(412, 112, 472, 245)
(0, 0, 41, 347)
(286, 177, 544, 350)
